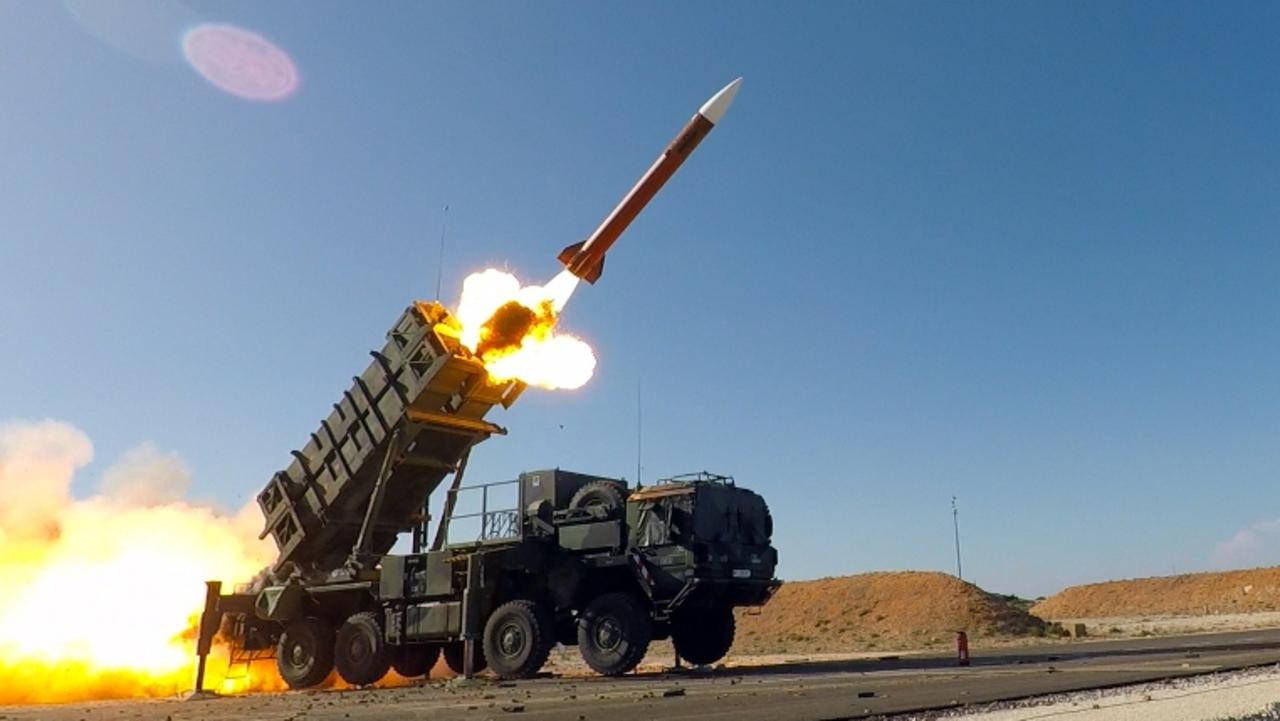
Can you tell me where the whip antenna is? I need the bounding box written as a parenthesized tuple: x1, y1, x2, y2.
(434, 204, 450, 299)
(636, 379, 643, 488)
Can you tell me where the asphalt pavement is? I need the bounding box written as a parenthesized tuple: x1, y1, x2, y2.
(7, 628, 1280, 721)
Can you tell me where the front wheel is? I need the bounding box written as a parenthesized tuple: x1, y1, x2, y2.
(334, 611, 391, 686)
(671, 607, 735, 666)
(577, 592, 652, 676)
(483, 600, 554, 679)
(276, 616, 335, 689)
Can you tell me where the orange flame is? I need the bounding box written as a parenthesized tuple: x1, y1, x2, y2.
(0, 421, 276, 704)
(455, 268, 596, 390)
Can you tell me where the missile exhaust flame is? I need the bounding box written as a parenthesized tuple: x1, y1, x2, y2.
(455, 268, 596, 390)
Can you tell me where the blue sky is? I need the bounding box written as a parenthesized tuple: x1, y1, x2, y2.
(2, 1, 1277, 597)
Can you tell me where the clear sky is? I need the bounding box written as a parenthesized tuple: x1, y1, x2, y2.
(2, 1, 1277, 598)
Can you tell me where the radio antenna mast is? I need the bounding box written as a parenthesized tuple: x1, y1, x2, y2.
(434, 204, 450, 299)
(636, 379, 643, 488)
(952, 496, 963, 580)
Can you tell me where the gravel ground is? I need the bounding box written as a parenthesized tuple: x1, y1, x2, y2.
(888, 664, 1280, 721)
(1046, 612, 1280, 639)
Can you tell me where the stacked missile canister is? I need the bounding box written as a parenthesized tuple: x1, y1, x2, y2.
(256, 301, 524, 578)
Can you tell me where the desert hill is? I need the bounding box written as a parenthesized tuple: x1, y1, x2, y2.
(732, 571, 1047, 655)
(1032, 566, 1280, 619)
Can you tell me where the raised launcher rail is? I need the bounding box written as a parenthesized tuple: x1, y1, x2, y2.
(255, 301, 525, 578)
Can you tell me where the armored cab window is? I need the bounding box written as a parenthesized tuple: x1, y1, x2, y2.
(632, 491, 695, 546)
(636, 502, 670, 546)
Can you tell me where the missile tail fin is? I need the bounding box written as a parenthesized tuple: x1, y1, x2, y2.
(580, 256, 603, 284)
(559, 240, 604, 283)
(557, 240, 585, 268)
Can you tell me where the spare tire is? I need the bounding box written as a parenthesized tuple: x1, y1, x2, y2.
(568, 481, 625, 518)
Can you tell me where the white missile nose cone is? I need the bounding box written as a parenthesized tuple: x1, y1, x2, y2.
(698, 77, 742, 124)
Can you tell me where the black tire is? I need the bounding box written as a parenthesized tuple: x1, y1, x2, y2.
(276, 616, 336, 690)
(577, 592, 652, 676)
(568, 481, 625, 518)
(334, 611, 391, 686)
(483, 600, 554, 680)
(443, 640, 487, 675)
(391, 643, 441, 678)
(671, 607, 735, 666)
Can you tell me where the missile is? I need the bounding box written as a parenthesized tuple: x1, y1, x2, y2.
(558, 77, 742, 283)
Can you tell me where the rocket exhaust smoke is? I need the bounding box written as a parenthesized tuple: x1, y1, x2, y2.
(0, 420, 276, 704)
(475, 300, 546, 358)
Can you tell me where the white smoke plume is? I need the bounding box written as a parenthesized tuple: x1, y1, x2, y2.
(0, 419, 89, 544)
(0, 419, 274, 704)
(100, 442, 192, 507)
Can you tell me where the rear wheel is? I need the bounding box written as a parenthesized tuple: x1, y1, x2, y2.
(443, 640, 487, 675)
(577, 592, 651, 676)
(671, 607, 735, 666)
(483, 600, 554, 679)
(391, 643, 440, 678)
(334, 611, 391, 686)
(276, 616, 335, 689)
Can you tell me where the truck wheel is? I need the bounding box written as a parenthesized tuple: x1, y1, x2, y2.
(568, 481, 625, 518)
(391, 643, 440, 678)
(672, 607, 735, 666)
(577, 592, 651, 676)
(483, 600, 554, 679)
(443, 640, 487, 675)
(276, 616, 335, 689)
(335, 611, 391, 686)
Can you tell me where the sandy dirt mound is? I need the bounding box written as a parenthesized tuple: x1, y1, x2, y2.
(1033, 566, 1280, 619)
(733, 571, 1047, 655)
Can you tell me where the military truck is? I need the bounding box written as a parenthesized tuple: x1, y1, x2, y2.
(195, 302, 779, 689)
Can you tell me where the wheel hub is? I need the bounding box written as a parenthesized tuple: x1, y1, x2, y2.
(498, 623, 526, 656)
(349, 636, 371, 663)
(594, 617, 622, 651)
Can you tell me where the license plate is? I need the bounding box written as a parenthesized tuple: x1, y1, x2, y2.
(732, 568, 751, 579)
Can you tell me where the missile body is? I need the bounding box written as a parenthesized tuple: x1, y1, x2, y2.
(558, 78, 741, 283)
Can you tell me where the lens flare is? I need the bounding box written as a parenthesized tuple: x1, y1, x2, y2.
(455, 269, 596, 390)
(182, 24, 298, 102)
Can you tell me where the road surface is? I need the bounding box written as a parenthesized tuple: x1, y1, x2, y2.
(7, 628, 1280, 721)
